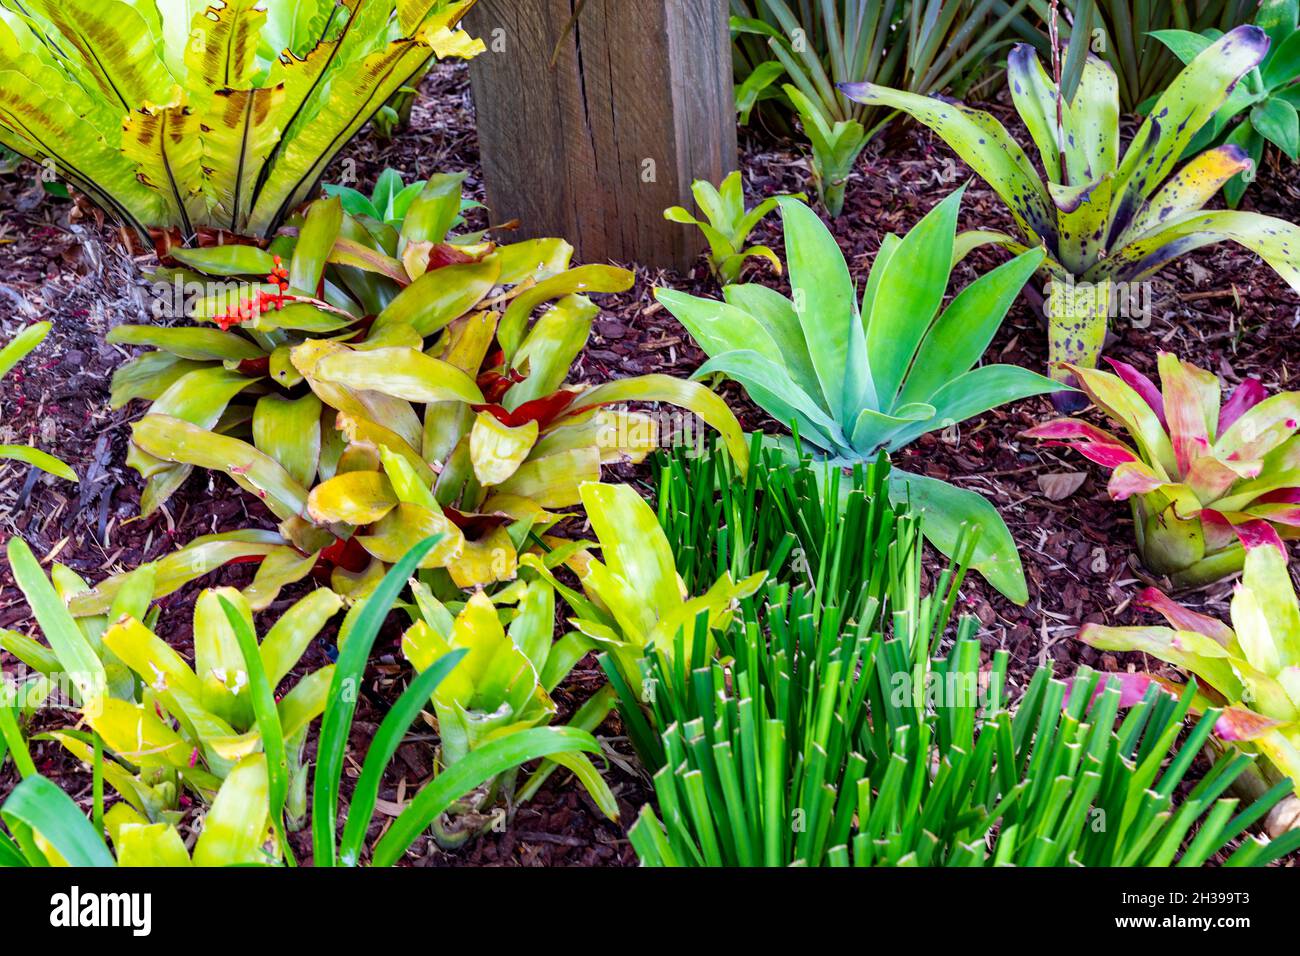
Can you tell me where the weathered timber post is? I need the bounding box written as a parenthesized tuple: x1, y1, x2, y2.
(464, 0, 737, 271)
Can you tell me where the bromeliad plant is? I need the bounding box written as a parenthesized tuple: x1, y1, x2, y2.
(1, 535, 342, 840)
(664, 172, 801, 284)
(1, 538, 617, 867)
(843, 27, 1300, 384)
(1025, 353, 1300, 587)
(323, 167, 480, 232)
(0, 321, 75, 481)
(398, 576, 618, 844)
(1153, 0, 1300, 207)
(730, 0, 1032, 215)
(0, 0, 484, 245)
(524, 482, 767, 719)
(311, 536, 614, 867)
(103, 171, 748, 600)
(1081, 525, 1300, 802)
(656, 189, 1068, 602)
(0, 756, 282, 867)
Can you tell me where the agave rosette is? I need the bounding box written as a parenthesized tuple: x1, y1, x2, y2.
(656, 188, 1067, 603)
(1026, 352, 1300, 586)
(0, 0, 484, 243)
(842, 26, 1300, 383)
(1, 537, 342, 825)
(1080, 525, 1300, 794)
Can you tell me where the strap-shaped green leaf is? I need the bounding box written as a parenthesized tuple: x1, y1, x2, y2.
(7, 537, 106, 706)
(1109, 26, 1268, 237)
(1, 775, 115, 866)
(888, 470, 1028, 605)
(864, 187, 963, 412)
(777, 197, 861, 420)
(898, 248, 1045, 408)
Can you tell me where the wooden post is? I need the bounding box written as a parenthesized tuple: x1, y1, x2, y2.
(464, 0, 737, 271)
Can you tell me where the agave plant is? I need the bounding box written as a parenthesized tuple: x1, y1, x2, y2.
(1153, 0, 1300, 207)
(663, 171, 800, 284)
(1025, 353, 1299, 587)
(656, 189, 1068, 602)
(843, 27, 1300, 388)
(1, 536, 342, 841)
(1081, 524, 1300, 801)
(730, 0, 1032, 215)
(0, 321, 76, 481)
(399, 577, 618, 844)
(523, 482, 766, 737)
(0, 0, 483, 245)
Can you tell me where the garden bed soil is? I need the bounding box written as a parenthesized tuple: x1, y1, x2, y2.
(1, 62, 1298, 865)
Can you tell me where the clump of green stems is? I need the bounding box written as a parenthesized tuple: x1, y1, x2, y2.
(654, 433, 898, 620)
(626, 596, 1300, 866)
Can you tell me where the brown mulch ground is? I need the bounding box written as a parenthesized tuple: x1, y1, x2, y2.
(2, 60, 1298, 865)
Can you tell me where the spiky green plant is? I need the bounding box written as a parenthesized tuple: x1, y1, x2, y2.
(843, 27, 1300, 387)
(730, 0, 1033, 215)
(625, 592, 1300, 866)
(656, 189, 1067, 602)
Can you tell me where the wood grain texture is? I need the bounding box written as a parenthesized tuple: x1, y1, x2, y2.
(465, 0, 737, 270)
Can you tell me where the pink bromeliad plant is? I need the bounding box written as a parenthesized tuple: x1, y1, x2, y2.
(1026, 352, 1299, 588)
(1080, 523, 1300, 805)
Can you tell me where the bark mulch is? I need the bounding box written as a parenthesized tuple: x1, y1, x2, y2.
(1, 61, 1298, 865)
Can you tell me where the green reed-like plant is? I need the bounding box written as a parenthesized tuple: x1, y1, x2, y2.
(655, 433, 901, 621)
(730, 0, 1031, 215)
(626, 595, 1300, 866)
